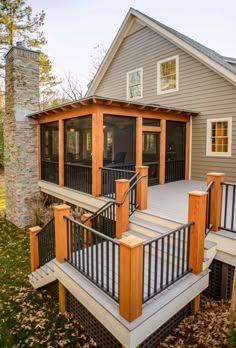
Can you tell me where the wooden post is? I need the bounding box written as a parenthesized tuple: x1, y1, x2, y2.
(82, 212, 93, 246)
(136, 166, 148, 210)
(119, 236, 143, 322)
(54, 204, 70, 263)
(159, 119, 166, 184)
(188, 191, 207, 314)
(59, 281, 66, 313)
(207, 172, 224, 232)
(185, 120, 190, 180)
(92, 109, 103, 197)
(136, 116, 142, 167)
(37, 125, 41, 180)
(116, 179, 130, 239)
(59, 119, 64, 186)
(29, 226, 41, 272)
(188, 191, 207, 274)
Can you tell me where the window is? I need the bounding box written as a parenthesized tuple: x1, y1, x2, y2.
(127, 68, 143, 100)
(207, 118, 232, 157)
(157, 55, 179, 94)
(143, 133, 157, 154)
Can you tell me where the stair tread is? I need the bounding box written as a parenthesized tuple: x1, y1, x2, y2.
(204, 240, 217, 249)
(123, 230, 152, 241)
(129, 217, 173, 234)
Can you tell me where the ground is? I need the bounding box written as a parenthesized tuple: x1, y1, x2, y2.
(0, 169, 235, 347)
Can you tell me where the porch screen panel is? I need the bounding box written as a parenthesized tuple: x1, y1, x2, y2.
(165, 121, 186, 183)
(41, 121, 59, 184)
(103, 115, 136, 168)
(64, 115, 92, 193)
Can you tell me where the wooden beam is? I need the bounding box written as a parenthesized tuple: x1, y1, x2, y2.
(136, 117, 142, 166)
(59, 119, 64, 187)
(142, 126, 161, 133)
(159, 119, 166, 184)
(59, 282, 66, 312)
(185, 121, 190, 179)
(92, 108, 103, 196)
(80, 100, 89, 106)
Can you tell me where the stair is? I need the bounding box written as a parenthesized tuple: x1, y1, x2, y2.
(28, 260, 56, 289)
(129, 211, 181, 237)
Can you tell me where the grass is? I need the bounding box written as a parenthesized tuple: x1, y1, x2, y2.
(0, 210, 96, 346)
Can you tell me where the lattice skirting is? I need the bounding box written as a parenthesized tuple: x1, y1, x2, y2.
(40, 280, 59, 302)
(139, 303, 191, 348)
(65, 290, 121, 347)
(203, 259, 235, 299)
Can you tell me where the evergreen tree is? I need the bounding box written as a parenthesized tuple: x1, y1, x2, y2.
(0, 0, 58, 102)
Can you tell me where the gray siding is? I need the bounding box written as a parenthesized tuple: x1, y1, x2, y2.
(95, 26, 236, 181)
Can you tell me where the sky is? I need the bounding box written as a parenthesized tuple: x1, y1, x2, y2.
(28, 0, 236, 92)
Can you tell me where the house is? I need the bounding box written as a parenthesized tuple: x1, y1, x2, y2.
(3, 9, 236, 348)
(86, 8, 236, 183)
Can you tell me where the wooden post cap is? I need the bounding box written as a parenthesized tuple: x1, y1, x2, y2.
(29, 226, 41, 234)
(119, 235, 144, 248)
(53, 204, 70, 211)
(188, 191, 208, 197)
(207, 172, 224, 177)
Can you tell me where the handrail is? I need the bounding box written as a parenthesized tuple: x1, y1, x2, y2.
(64, 215, 119, 245)
(205, 180, 214, 192)
(65, 162, 92, 168)
(143, 221, 195, 246)
(100, 166, 136, 174)
(83, 200, 116, 224)
(116, 173, 146, 206)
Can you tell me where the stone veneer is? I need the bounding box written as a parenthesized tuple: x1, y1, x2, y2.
(4, 46, 40, 227)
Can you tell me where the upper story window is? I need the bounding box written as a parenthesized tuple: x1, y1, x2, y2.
(206, 118, 232, 157)
(126, 67, 143, 100)
(157, 55, 179, 95)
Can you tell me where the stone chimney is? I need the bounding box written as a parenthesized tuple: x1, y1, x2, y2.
(4, 46, 40, 227)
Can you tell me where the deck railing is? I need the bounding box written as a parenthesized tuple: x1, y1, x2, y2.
(65, 216, 119, 302)
(64, 163, 92, 194)
(165, 160, 185, 183)
(220, 182, 236, 233)
(38, 218, 55, 267)
(41, 160, 59, 184)
(89, 201, 116, 238)
(101, 166, 137, 200)
(205, 180, 214, 235)
(142, 222, 193, 304)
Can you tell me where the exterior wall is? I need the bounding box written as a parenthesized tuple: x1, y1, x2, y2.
(95, 26, 236, 181)
(4, 47, 40, 227)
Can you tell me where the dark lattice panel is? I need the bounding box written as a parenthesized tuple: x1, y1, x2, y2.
(140, 303, 191, 348)
(40, 280, 59, 302)
(203, 259, 222, 299)
(66, 290, 121, 348)
(204, 259, 235, 299)
(226, 264, 235, 298)
(43, 193, 92, 215)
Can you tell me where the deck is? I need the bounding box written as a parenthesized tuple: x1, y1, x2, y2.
(146, 180, 206, 223)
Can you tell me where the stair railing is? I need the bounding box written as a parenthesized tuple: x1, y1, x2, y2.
(205, 180, 214, 236)
(38, 217, 55, 267)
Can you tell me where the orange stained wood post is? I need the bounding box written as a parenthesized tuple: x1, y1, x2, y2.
(136, 116, 142, 166)
(54, 204, 70, 263)
(82, 212, 93, 246)
(119, 236, 143, 322)
(136, 166, 148, 210)
(188, 191, 207, 274)
(116, 179, 130, 239)
(37, 124, 41, 180)
(185, 121, 190, 180)
(59, 281, 66, 312)
(159, 119, 166, 184)
(191, 294, 201, 315)
(207, 172, 224, 232)
(92, 109, 103, 197)
(59, 119, 64, 186)
(29, 226, 41, 272)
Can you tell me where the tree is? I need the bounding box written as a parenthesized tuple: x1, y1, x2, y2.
(0, 0, 58, 102)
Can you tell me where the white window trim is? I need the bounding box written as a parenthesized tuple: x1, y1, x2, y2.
(157, 55, 179, 95)
(126, 67, 143, 100)
(206, 117, 232, 157)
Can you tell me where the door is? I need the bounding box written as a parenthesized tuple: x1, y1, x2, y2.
(142, 132, 160, 186)
(165, 121, 186, 183)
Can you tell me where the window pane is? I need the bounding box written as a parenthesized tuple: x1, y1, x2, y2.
(143, 118, 160, 127)
(128, 69, 142, 99)
(41, 121, 59, 161)
(210, 120, 228, 154)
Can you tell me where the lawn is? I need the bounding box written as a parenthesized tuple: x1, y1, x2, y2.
(0, 218, 96, 347)
(0, 186, 5, 211)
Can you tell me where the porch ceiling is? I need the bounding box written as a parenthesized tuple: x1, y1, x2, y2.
(27, 95, 199, 119)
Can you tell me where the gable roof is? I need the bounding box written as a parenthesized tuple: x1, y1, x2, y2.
(86, 8, 236, 96)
